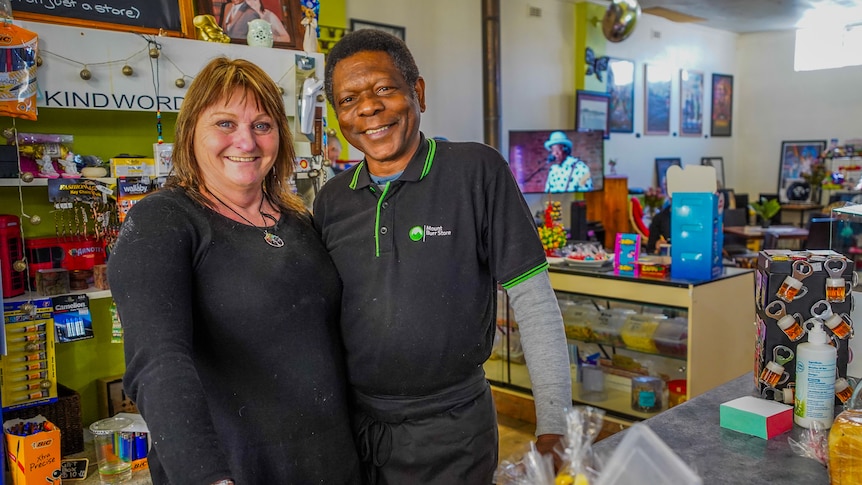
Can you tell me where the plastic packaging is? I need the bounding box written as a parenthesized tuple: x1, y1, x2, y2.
(828, 385, 862, 485)
(592, 308, 636, 346)
(596, 423, 702, 485)
(620, 313, 666, 353)
(562, 303, 601, 342)
(794, 321, 837, 429)
(652, 317, 688, 358)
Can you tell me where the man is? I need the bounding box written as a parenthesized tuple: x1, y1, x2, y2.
(543, 131, 592, 193)
(314, 29, 571, 483)
(221, 0, 259, 40)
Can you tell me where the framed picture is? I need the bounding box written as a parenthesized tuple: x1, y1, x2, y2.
(350, 19, 406, 41)
(10, 0, 195, 37)
(198, 0, 303, 50)
(778, 140, 827, 202)
(680, 69, 704, 137)
(701, 157, 725, 188)
(655, 157, 681, 195)
(710, 73, 734, 137)
(575, 90, 610, 139)
(644, 64, 672, 136)
(606, 58, 635, 133)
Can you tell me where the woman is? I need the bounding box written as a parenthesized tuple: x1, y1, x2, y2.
(108, 57, 360, 484)
(245, 0, 291, 44)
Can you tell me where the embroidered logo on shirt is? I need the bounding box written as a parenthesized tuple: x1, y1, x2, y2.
(408, 225, 452, 242)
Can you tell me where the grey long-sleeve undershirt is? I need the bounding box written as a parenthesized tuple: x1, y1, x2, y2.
(506, 270, 572, 436)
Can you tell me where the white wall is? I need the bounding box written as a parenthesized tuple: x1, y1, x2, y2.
(344, 1, 862, 208)
(735, 30, 862, 199)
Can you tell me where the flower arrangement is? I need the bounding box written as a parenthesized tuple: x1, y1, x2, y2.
(538, 201, 567, 255)
(642, 186, 665, 213)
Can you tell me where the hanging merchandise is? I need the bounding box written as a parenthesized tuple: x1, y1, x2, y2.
(0, 19, 38, 121)
(110, 300, 123, 344)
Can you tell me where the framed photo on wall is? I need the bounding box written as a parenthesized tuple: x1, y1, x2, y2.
(607, 58, 635, 133)
(198, 0, 302, 50)
(575, 90, 610, 139)
(680, 69, 704, 137)
(350, 18, 406, 41)
(644, 64, 672, 136)
(777, 140, 826, 202)
(710, 73, 734, 137)
(655, 157, 682, 194)
(701, 157, 725, 188)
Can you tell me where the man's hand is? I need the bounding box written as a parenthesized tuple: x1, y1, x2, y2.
(535, 433, 565, 473)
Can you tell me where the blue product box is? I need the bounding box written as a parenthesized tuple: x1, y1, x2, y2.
(670, 192, 723, 281)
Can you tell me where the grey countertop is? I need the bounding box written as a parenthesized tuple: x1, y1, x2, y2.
(593, 372, 830, 484)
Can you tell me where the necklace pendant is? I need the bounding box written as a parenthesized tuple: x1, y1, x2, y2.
(264, 231, 285, 248)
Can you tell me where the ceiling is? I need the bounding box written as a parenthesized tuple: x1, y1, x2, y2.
(635, 0, 862, 34)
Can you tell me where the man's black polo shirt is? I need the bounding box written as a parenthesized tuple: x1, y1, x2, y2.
(313, 134, 548, 397)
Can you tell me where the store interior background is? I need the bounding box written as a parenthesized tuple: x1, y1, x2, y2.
(336, 0, 862, 222)
(4, 0, 862, 435)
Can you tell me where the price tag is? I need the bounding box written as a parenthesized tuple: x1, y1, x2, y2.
(60, 458, 89, 481)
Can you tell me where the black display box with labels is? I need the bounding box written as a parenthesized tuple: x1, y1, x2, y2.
(754, 250, 854, 403)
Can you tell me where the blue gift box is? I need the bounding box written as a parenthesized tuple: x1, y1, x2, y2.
(670, 192, 723, 281)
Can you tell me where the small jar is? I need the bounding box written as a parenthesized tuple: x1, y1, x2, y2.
(668, 379, 687, 407)
(632, 376, 663, 413)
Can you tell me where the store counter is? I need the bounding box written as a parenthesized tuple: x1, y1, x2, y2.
(592, 372, 830, 484)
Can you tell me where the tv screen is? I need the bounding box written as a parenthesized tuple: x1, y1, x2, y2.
(507, 130, 604, 194)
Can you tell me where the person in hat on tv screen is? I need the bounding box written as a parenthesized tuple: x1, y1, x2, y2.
(543, 131, 592, 193)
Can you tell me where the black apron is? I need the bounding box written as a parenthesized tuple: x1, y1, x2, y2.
(353, 373, 498, 485)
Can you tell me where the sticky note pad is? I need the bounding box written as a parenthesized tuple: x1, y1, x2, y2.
(719, 396, 793, 439)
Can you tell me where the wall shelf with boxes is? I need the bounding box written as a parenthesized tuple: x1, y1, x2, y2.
(485, 266, 756, 422)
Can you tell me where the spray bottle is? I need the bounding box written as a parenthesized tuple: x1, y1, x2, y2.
(794, 320, 838, 429)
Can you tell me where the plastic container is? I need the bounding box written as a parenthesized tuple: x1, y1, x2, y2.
(89, 416, 134, 484)
(593, 308, 637, 346)
(794, 320, 838, 429)
(668, 379, 688, 407)
(562, 303, 600, 342)
(652, 317, 688, 358)
(631, 375, 664, 413)
(621, 313, 666, 353)
(596, 423, 702, 485)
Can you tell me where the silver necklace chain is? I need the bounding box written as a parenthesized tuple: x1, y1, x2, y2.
(210, 192, 285, 248)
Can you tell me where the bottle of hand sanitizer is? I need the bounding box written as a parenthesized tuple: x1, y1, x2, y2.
(794, 321, 838, 429)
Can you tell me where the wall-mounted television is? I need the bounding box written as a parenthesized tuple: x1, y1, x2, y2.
(507, 130, 604, 194)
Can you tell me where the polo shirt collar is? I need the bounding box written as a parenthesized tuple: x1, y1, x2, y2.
(348, 133, 437, 190)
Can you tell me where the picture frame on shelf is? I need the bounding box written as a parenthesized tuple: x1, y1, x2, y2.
(644, 64, 672, 136)
(778, 140, 827, 202)
(710, 73, 734, 137)
(349, 18, 406, 41)
(701, 157, 725, 188)
(680, 69, 704, 137)
(575, 90, 611, 139)
(655, 158, 682, 194)
(607, 58, 635, 133)
(198, 0, 303, 50)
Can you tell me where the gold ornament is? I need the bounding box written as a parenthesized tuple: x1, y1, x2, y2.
(80, 68, 92, 80)
(12, 259, 27, 272)
(20, 302, 36, 315)
(36, 55, 42, 67)
(193, 14, 231, 43)
(29, 214, 41, 225)
(278, 86, 285, 96)
(175, 78, 186, 88)
(3, 127, 14, 139)
(149, 47, 160, 58)
(20, 172, 34, 183)
(122, 65, 133, 76)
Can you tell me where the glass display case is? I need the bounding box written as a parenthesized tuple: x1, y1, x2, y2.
(485, 266, 756, 422)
